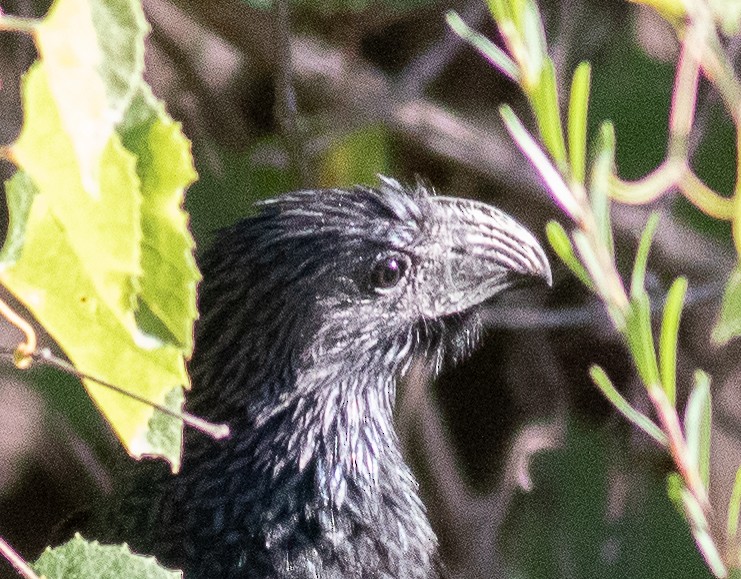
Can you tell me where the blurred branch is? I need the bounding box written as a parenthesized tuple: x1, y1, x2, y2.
(398, 0, 487, 100)
(0, 536, 39, 579)
(274, 0, 308, 187)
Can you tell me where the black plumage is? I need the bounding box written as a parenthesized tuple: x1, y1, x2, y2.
(111, 177, 551, 578)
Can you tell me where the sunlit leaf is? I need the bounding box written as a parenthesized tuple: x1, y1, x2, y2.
(118, 84, 199, 353)
(727, 466, 741, 556)
(545, 220, 593, 289)
(500, 104, 583, 222)
(567, 62, 591, 185)
(532, 60, 567, 170)
(625, 290, 661, 389)
(1, 63, 193, 470)
(589, 121, 615, 255)
(30, 0, 147, 195)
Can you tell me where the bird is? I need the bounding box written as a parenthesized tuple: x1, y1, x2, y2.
(105, 177, 551, 578)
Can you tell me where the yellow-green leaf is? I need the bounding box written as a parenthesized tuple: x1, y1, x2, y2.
(2, 62, 192, 470)
(31, 0, 147, 195)
(119, 85, 199, 353)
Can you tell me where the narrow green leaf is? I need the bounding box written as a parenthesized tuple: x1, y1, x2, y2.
(727, 466, 741, 550)
(567, 61, 591, 184)
(499, 104, 583, 222)
(667, 471, 685, 514)
(684, 370, 712, 489)
(659, 277, 688, 406)
(446, 11, 520, 82)
(589, 121, 616, 255)
(545, 220, 593, 289)
(589, 365, 667, 446)
(712, 264, 741, 344)
(485, 0, 511, 24)
(532, 60, 567, 170)
(630, 212, 660, 299)
(626, 291, 661, 389)
(520, 0, 546, 88)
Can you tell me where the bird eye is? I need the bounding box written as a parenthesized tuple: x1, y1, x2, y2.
(370, 255, 408, 291)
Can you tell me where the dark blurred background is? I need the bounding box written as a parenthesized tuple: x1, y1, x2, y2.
(1, 0, 740, 577)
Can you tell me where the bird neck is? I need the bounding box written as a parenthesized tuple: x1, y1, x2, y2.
(249, 349, 411, 500)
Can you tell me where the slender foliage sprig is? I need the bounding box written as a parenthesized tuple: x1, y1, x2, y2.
(448, 1, 741, 576)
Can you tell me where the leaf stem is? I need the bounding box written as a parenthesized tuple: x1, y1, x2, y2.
(0, 536, 41, 579)
(649, 386, 709, 509)
(0, 296, 37, 368)
(608, 160, 683, 205)
(668, 25, 702, 160)
(0, 346, 230, 440)
(678, 170, 735, 220)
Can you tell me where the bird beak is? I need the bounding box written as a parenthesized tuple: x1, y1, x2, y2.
(421, 196, 552, 317)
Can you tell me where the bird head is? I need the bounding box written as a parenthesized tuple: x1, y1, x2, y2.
(209, 177, 551, 376)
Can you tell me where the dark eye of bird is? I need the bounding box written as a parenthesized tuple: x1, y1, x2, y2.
(371, 255, 407, 290)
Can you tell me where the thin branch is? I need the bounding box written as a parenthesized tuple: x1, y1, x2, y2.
(668, 25, 702, 159)
(399, 0, 488, 99)
(0, 536, 40, 579)
(274, 0, 308, 187)
(0, 347, 230, 440)
(678, 170, 735, 220)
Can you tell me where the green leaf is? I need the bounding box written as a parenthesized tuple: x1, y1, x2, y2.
(30, 0, 147, 195)
(589, 365, 667, 446)
(118, 84, 199, 354)
(567, 62, 591, 185)
(520, 0, 546, 88)
(0, 172, 37, 265)
(630, 212, 660, 299)
(1, 62, 191, 470)
(572, 231, 612, 301)
(545, 220, 593, 289)
(684, 370, 712, 489)
(446, 11, 519, 82)
(33, 534, 181, 579)
(485, 0, 511, 24)
(713, 265, 741, 344)
(625, 290, 661, 389)
(532, 60, 567, 170)
(659, 277, 688, 406)
(589, 121, 616, 255)
(500, 104, 583, 222)
(727, 466, 741, 553)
